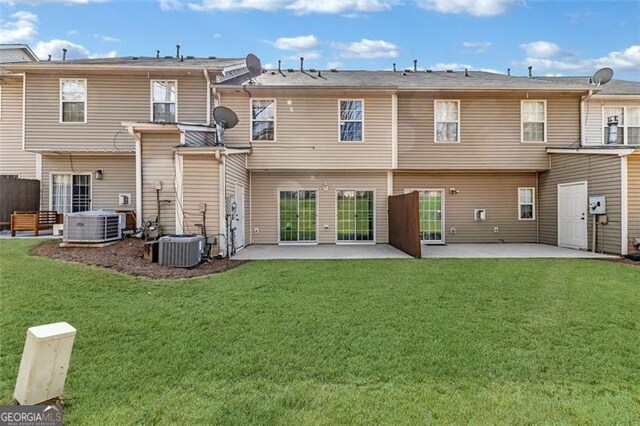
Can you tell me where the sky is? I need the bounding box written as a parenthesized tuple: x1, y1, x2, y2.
(0, 0, 639, 80)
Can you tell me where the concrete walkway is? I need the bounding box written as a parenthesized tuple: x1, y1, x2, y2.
(0, 229, 59, 239)
(422, 243, 617, 259)
(232, 244, 412, 260)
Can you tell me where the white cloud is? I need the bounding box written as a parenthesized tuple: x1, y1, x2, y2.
(333, 38, 399, 59)
(428, 62, 502, 73)
(187, 0, 395, 13)
(517, 44, 640, 73)
(416, 0, 513, 17)
(0, 10, 38, 43)
(273, 35, 318, 50)
(462, 41, 491, 53)
(94, 34, 120, 42)
(158, 0, 183, 10)
(67, 29, 79, 35)
(326, 61, 343, 69)
(519, 41, 570, 59)
(34, 39, 117, 60)
(283, 51, 321, 61)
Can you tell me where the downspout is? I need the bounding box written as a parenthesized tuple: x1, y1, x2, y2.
(128, 127, 143, 229)
(204, 69, 211, 126)
(580, 90, 594, 147)
(216, 150, 226, 257)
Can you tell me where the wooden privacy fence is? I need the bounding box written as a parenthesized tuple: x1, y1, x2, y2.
(388, 191, 421, 258)
(0, 177, 40, 228)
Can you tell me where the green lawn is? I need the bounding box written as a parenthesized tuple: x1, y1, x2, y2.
(1, 240, 639, 424)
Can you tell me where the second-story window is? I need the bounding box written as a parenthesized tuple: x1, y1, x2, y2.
(151, 80, 177, 122)
(339, 100, 363, 142)
(521, 100, 546, 142)
(603, 106, 640, 145)
(60, 79, 86, 123)
(434, 100, 460, 142)
(251, 99, 276, 141)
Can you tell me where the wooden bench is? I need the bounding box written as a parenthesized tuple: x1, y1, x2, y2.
(11, 211, 64, 237)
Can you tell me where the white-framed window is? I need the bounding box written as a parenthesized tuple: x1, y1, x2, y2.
(521, 100, 546, 143)
(151, 80, 177, 122)
(339, 99, 364, 142)
(60, 79, 87, 123)
(602, 106, 640, 145)
(518, 187, 535, 220)
(50, 173, 92, 213)
(250, 99, 276, 141)
(434, 100, 460, 142)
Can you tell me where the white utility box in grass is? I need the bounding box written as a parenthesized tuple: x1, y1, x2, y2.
(14, 322, 76, 405)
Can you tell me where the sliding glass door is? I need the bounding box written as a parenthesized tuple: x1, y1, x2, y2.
(279, 190, 317, 243)
(51, 174, 92, 213)
(336, 190, 374, 242)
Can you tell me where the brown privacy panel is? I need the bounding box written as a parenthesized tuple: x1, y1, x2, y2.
(0, 177, 40, 225)
(388, 191, 421, 258)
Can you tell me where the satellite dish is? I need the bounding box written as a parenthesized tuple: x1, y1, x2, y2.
(245, 53, 262, 78)
(592, 67, 613, 86)
(213, 106, 239, 129)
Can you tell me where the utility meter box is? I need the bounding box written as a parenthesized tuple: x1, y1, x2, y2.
(589, 196, 606, 215)
(14, 322, 76, 405)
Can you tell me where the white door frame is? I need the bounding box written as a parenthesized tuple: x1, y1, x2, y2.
(335, 188, 376, 244)
(277, 188, 319, 245)
(405, 188, 446, 245)
(234, 183, 245, 249)
(557, 181, 588, 250)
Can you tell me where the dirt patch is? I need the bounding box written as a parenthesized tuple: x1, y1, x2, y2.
(32, 238, 248, 279)
(594, 257, 640, 267)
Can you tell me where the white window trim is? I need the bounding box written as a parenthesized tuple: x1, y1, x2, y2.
(276, 188, 319, 245)
(150, 80, 178, 122)
(250, 98, 277, 142)
(601, 105, 639, 145)
(59, 78, 87, 124)
(334, 188, 376, 244)
(520, 99, 547, 143)
(433, 100, 461, 143)
(48, 172, 93, 212)
(338, 99, 365, 143)
(518, 187, 536, 221)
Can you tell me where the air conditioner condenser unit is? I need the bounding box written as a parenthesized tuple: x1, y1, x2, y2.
(158, 235, 205, 268)
(63, 211, 123, 243)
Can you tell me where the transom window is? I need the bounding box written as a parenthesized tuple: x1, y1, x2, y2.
(521, 100, 546, 142)
(251, 99, 275, 141)
(151, 80, 177, 122)
(518, 187, 535, 220)
(60, 79, 86, 123)
(51, 174, 91, 213)
(603, 106, 640, 145)
(339, 100, 363, 142)
(434, 100, 459, 142)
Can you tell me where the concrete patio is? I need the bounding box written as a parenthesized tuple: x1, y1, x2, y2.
(232, 243, 618, 260)
(232, 244, 412, 260)
(0, 229, 58, 239)
(421, 243, 617, 259)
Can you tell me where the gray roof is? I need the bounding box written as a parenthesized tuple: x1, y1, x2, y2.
(540, 77, 640, 95)
(222, 69, 596, 91)
(2, 56, 245, 69)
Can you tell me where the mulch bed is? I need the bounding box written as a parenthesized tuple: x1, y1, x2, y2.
(32, 238, 248, 279)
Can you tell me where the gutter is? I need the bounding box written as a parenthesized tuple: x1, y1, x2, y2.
(215, 85, 595, 93)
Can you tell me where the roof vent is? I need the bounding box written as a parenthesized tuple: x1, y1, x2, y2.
(133, 57, 139, 60)
(426, 69, 432, 73)
(528, 65, 533, 78)
(271, 71, 276, 75)
(446, 69, 453, 73)
(464, 68, 469, 77)
(402, 71, 407, 76)
(287, 68, 295, 73)
(186, 55, 195, 59)
(176, 44, 180, 59)
(208, 56, 217, 59)
(300, 56, 304, 71)
(507, 68, 511, 76)
(62, 48, 67, 61)
(393, 63, 396, 72)
(404, 68, 412, 73)
(156, 50, 160, 59)
(413, 59, 418, 72)
(277, 60, 281, 72)
(317, 70, 322, 77)
(309, 68, 317, 72)
(330, 68, 338, 72)
(47, 55, 51, 61)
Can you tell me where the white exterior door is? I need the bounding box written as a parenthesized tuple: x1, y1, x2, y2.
(234, 184, 245, 248)
(558, 182, 588, 249)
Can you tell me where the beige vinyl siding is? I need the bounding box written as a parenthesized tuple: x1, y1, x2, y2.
(538, 153, 622, 254)
(628, 154, 640, 253)
(250, 171, 388, 244)
(0, 78, 36, 178)
(393, 172, 537, 243)
(41, 154, 135, 211)
(220, 92, 392, 170)
(225, 153, 249, 244)
(181, 155, 220, 252)
(141, 133, 178, 234)
(397, 92, 580, 170)
(24, 72, 208, 152)
(583, 99, 640, 146)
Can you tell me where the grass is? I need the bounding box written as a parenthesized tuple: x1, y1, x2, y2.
(1, 240, 639, 424)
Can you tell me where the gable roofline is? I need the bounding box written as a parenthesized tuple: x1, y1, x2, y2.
(0, 44, 39, 62)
